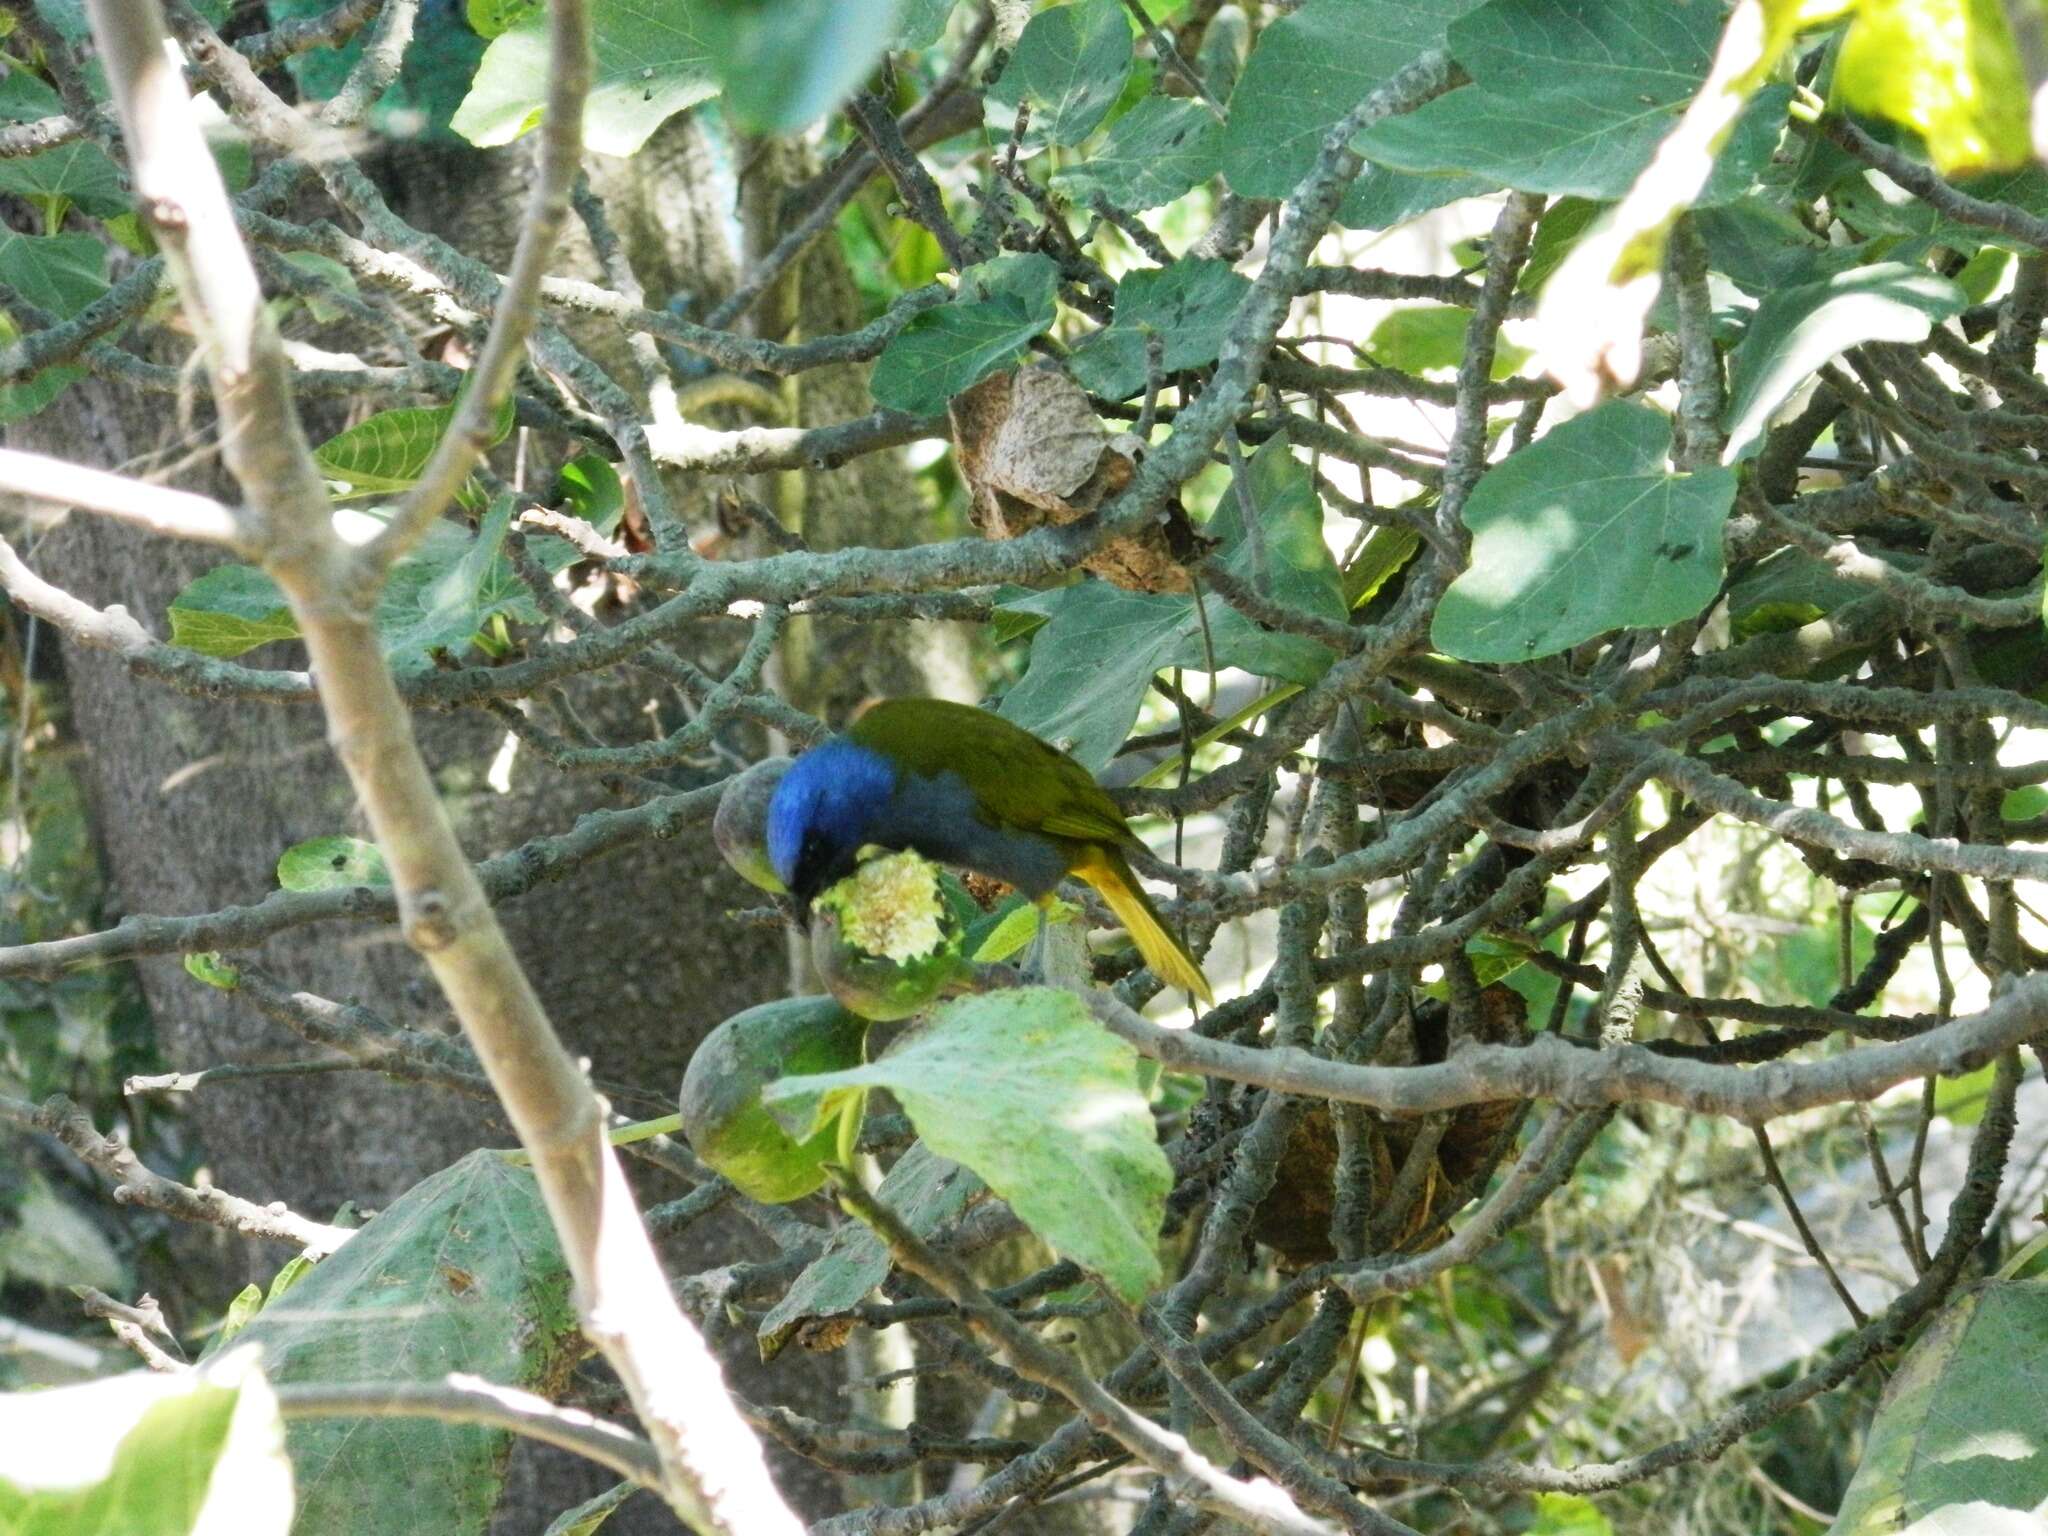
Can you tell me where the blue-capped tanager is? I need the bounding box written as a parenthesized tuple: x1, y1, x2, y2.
(767, 698, 1213, 1002)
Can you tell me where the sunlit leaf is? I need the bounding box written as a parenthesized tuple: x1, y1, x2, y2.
(276, 836, 390, 893)
(0, 1348, 293, 1536)
(1836, 0, 2031, 177)
(1433, 401, 1736, 663)
(765, 987, 1170, 1301)
(452, 0, 716, 155)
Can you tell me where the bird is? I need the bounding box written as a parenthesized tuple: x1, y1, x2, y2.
(766, 698, 1212, 1002)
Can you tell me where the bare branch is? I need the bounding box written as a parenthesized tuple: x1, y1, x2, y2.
(6, 1093, 355, 1254)
(0, 447, 245, 548)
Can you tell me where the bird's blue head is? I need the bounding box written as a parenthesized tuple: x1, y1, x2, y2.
(767, 740, 901, 907)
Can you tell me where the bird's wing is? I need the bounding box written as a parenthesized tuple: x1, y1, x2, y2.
(850, 699, 1135, 847)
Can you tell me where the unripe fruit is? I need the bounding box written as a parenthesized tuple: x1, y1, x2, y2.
(713, 756, 792, 894)
(678, 996, 867, 1203)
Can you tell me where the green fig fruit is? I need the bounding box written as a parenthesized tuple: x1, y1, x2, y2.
(678, 996, 867, 1203)
(811, 851, 971, 1022)
(713, 756, 792, 894)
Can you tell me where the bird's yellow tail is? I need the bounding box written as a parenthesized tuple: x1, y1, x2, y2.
(1073, 846, 1213, 1003)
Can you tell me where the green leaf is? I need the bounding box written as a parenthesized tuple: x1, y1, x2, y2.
(869, 253, 1059, 414)
(183, 951, 241, 990)
(1367, 305, 1530, 377)
(1836, 0, 2030, 178)
(764, 988, 1170, 1301)
(0, 140, 127, 217)
(756, 1142, 985, 1356)
(1931, 1062, 1998, 1127)
(1418, 935, 1535, 1000)
(1432, 401, 1737, 663)
(1692, 201, 1856, 296)
(467, 0, 542, 38)
(895, 0, 955, 49)
(1067, 258, 1251, 400)
(0, 230, 107, 320)
(0, 1170, 123, 1293)
(1727, 547, 1894, 639)
(1530, 1492, 1616, 1536)
(276, 836, 390, 893)
(1338, 166, 1495, 231)
(0, 1347, 292, 1536)
(1221, 0, 1481, 199)
(1212, 432, 1349, 622)
(698, 0, 903, 132)
(552, 452, 626, 534)
(1721, 263, 1967, 463)
(999, 437, 1341, 770)
(1010, 0, 1131, 144)
(1353, 0, 1790, 203)
(970, 896, 1078, 963)
(1825, 1276, 2048, 1534)
(452, 0, 716, 155)
(232, 1151, 580, 1536)
(279, 251, 361, 325)
(314, 396, 513, 499)
(167, 565, 300, 659)
(1049, 96, 1222, 211)
(1832, 162, 2048, 252)
(211, 1284, 266, 1355)
(277, 0, 485, 141)
(374, 500, 538, 670)
(0, 231, 107, 422)
(542, 1481, 637, 1536)
(1518, 195, 1602, 295)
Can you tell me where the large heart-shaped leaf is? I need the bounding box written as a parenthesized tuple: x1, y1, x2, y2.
(452, 0, 716, 155)
(870, 254, 1059, 414)
(765, 988, 1169, 1302)
(1050, 96, 1222, 212)
(1221, 0, 1481, 199)
(230, 1151, 579, 1536)
(1825, 1276, 2048, 1535)
(1432, 401, 1736, 663)
(1352, 0, 1789, 203)
(1008, 0, 1131, 144)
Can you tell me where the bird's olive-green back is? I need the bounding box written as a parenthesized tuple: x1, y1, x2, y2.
(847, 699, 1133, 849)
